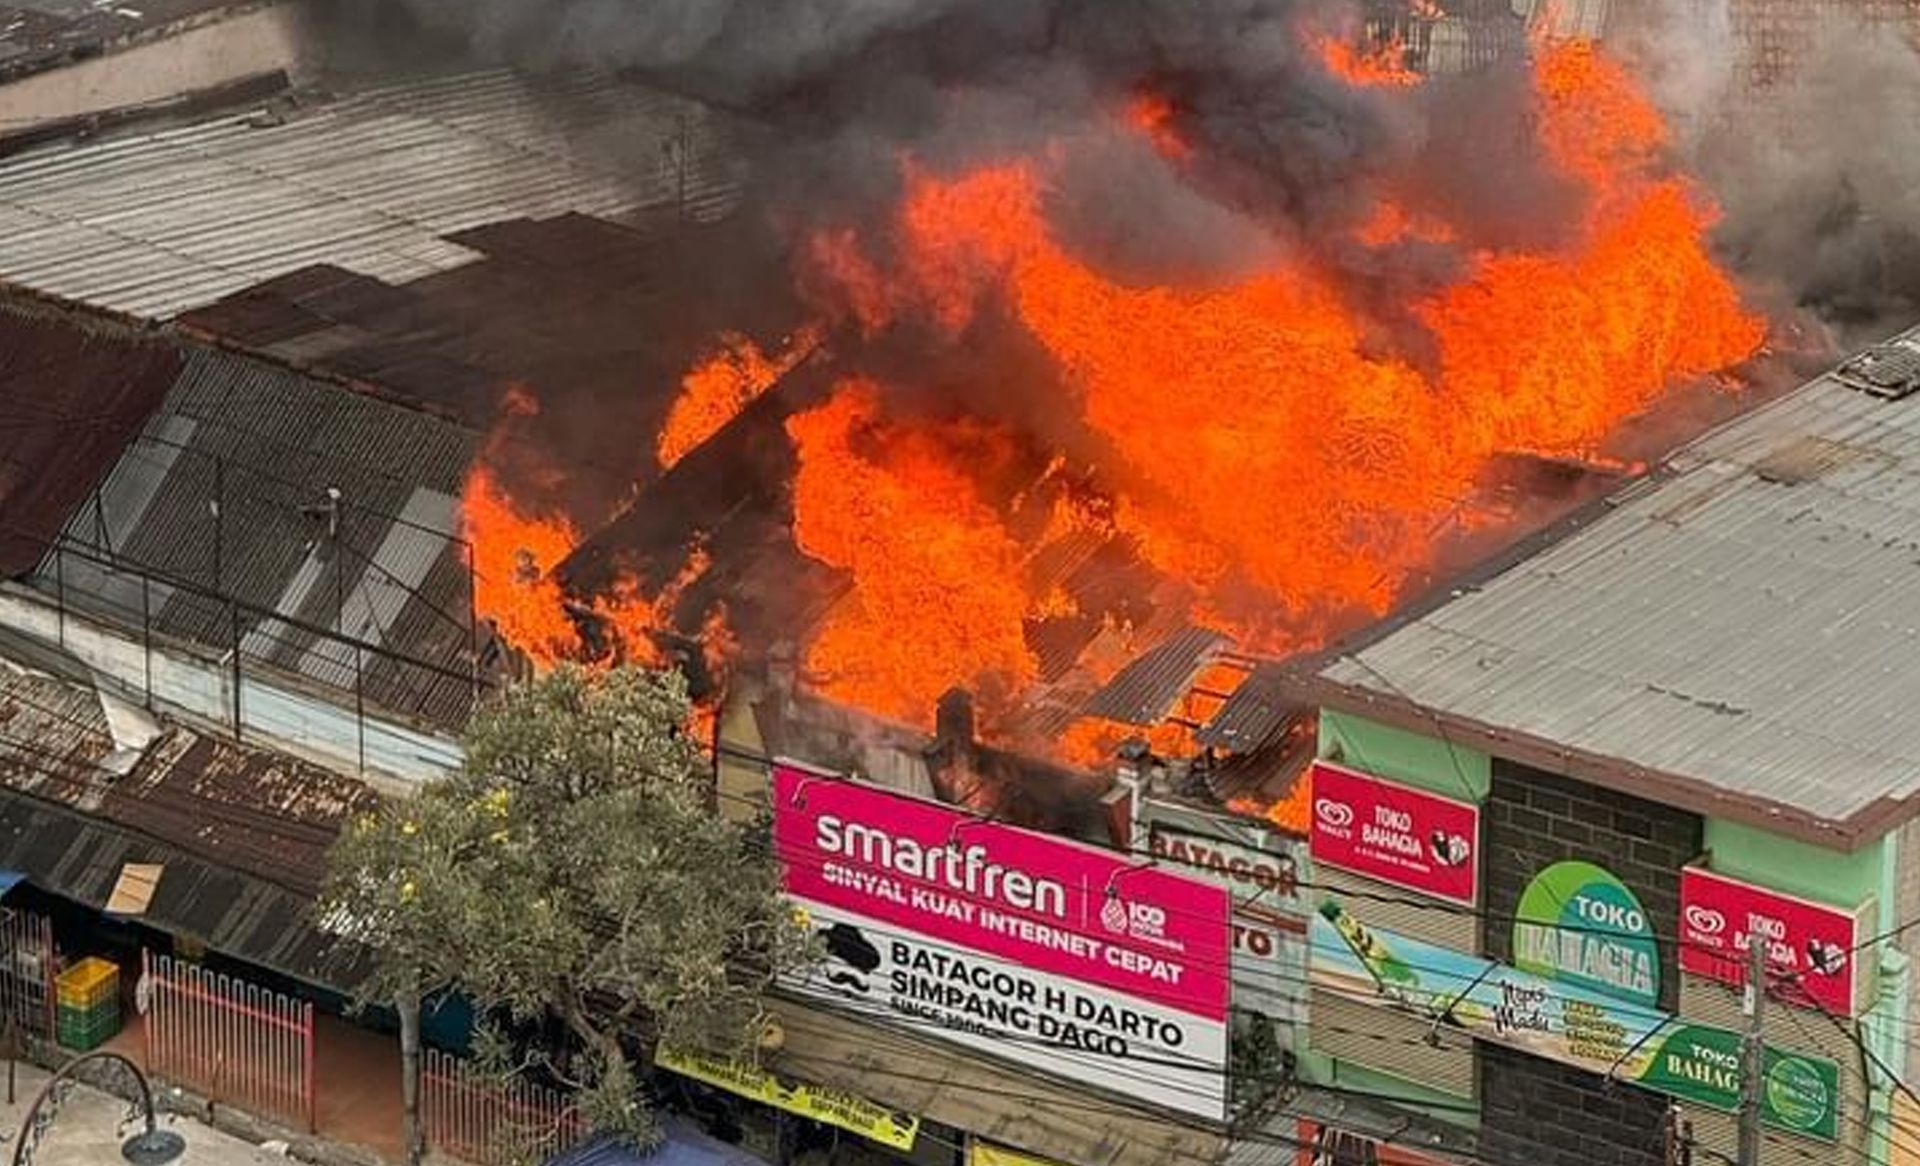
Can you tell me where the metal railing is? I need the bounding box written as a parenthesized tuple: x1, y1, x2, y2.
(422, 1047, 589, 1166)
(141, 950, 316, 1131)
(0, 909, 54, 1046)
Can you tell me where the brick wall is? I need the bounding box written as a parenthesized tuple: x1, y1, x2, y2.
(1482, 759, 1701, 1011)
(1478, 759, 1703, 1166)
(1479, 1042, 1670, 1166)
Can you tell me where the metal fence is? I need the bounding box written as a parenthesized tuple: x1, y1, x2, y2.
(141, 950, 315, 1131)
(423, 1047, 590, 1166)
(0, 908, 54, 1045)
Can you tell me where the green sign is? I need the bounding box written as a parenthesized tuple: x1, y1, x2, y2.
(1313, 902, 1842, 1143)
(1514, 860, 1660, 1007)
(1640, 1025, 1840, 1142)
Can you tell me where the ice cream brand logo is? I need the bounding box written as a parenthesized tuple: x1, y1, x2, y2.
(1513, 860, 1661, 1008)
(1314, 799, 1354, 829)
(1685, 904, 1726, 936)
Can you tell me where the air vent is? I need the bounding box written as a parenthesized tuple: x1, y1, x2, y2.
(1835, 344, 1920, 401)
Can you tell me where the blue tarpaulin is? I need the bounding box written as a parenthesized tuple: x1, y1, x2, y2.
(0, 871, 24, 896)
(545, 1120, 772, 1166)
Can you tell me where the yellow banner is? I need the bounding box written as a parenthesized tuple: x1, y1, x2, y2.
(654, 1047, 920, 1150)
(970, 1142, 1069, 1166)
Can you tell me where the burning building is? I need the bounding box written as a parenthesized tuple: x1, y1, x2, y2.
(0, 0, 1909, 1162)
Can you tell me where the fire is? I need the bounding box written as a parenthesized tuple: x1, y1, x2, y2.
(658, 327, 822, 470)
(785, 381, 1039, 724)
(1356, 200, 1457, 247)
(461, 463, 582, 667)
(466, 36, 1765, 780)
(1228, 781, 1311, 834)
(1123, 92, 1192, 160)
(786, 37, 1763, 727)
(1313, 33, 1420, 88)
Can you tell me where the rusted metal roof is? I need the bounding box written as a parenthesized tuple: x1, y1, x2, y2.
(0, 297, 177, 575)
(0, 791, 374, 989)
(0, 643, 377, 899)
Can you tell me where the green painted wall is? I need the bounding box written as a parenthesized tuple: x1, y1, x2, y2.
(1701, 818, 1886, 922)
(1318, 708, 1489, 803)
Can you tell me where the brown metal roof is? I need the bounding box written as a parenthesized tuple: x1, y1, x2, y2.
(0, 296, 178, 576)
(0, 650, 378, 896)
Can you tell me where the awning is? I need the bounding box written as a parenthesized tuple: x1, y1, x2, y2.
(545, 1121, 771, 1166)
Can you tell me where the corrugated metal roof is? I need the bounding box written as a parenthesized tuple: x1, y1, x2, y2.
(0, 790, 374, 989)
(41, 340, 484, 727)
(0, 296, 177, 574)
(1195, 661, 1301, 751)
(0, 68, 744, 319)
(1316, 323, 1920, 834)
(0, 649, 377, 897)
(1082, 625, 1227, 726)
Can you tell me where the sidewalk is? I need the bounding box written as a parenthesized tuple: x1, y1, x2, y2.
(0, 1059, 285, 1165)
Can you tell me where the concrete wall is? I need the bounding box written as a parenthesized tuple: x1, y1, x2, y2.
(1, 5, 312, 132)
(0, 584, 460, 788)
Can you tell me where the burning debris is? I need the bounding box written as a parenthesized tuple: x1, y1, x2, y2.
(446, 2, 1775, 810)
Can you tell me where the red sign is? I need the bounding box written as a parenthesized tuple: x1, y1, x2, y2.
(1679, 866, 1865, 1015)
(1308, 760, 1480, 905)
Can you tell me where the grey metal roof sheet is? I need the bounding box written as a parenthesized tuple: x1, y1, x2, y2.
(0, 68, 743, 319)
(1081, 625, 1227, 726)
(40, 340, 485, 728)
(1316, 323, 1920, 834)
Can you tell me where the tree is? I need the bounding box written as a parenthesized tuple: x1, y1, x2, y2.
(323, 664, 810, 1155)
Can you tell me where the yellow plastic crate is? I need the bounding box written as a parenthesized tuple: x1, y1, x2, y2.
(56, 958, 119, 1007)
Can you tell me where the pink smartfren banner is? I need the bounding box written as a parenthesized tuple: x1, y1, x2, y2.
(773, 763, 1231, 1021)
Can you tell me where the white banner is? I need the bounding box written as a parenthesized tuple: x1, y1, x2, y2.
(788, 901, 1229, 1119)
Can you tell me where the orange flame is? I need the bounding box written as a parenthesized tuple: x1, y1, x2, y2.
(461, 463, 582, 667)
(785, 38, 1763, 728)
(1123, 92, 1193, 160)
(658, 327, 822, 470)
(785, 381, 1040, 725)
(1313, 34, 1420, 88)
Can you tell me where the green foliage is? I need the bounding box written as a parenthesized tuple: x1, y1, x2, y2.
(323, 665, 811, 1147)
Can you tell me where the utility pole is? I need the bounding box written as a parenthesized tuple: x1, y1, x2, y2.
(1738, 931, 1767, 1166)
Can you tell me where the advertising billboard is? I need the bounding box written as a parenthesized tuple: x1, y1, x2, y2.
(1679, 866, 1868, 1016)
(1145, 799, 1310, 1027)
(774, 764, 1232, 1120)
(1308, 761, 1479, 905)
(1310, 898, 1839, 1142)
(1513, 859, 1661, 1007)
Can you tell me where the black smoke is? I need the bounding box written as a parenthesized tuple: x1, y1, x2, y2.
(1614, 0, 1920, 348)
(349, 0, 1585, 311)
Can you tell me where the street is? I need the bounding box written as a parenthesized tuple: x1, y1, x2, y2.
(0, 1061, 282, 1166)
